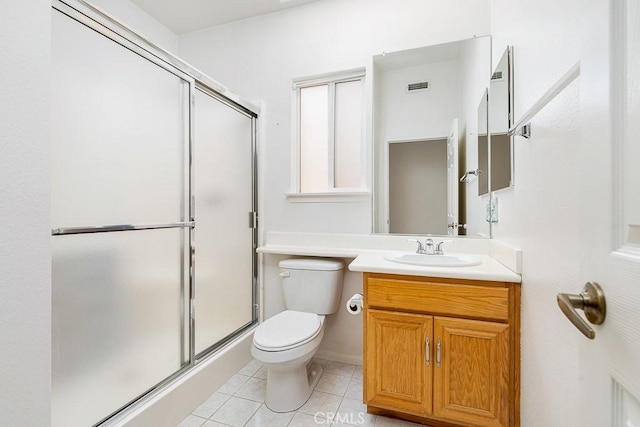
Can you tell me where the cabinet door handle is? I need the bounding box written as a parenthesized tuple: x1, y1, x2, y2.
(436, 339, 441, 367)
(425, 338, 430, 366)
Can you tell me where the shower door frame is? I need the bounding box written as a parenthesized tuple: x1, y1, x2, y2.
(191, 82, 260, 360)
(51, 0, 259, 424)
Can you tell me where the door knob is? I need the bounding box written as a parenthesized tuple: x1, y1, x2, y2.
(557, 282, 606, 339)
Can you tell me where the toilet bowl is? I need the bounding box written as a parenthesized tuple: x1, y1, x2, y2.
(251, 258, 344, 412)
(251, 310, 326, 412)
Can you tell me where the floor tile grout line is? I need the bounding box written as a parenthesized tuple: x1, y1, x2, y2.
(183, 359, 372, 427)
(239, 401, 261, 427)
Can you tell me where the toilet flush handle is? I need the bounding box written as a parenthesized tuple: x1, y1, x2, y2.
(279, 271, 290, 278)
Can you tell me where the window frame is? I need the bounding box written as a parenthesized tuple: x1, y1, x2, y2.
(289, 68, 368, 201)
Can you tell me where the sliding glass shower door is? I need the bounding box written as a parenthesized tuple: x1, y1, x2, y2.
(193, 88, 256, 356)
(51, 10, 191, 427)
(51, 4, 257, 426)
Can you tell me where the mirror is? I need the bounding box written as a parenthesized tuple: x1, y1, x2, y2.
(488, 47, 513, 192)
(373, 36, 492, 237)
(477, 89, 489, 195)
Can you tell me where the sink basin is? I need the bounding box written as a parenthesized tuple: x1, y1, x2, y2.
(384, 253, 482, 267)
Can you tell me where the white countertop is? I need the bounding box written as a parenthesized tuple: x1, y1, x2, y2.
(348, 251, 521, 283)
(256, 244, 361, 258)
(257, 232, 522, 283)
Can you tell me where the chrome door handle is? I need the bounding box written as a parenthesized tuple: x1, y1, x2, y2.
(436, 339, 441, 367)
(447, 223, 467, 230)
(557, 282, 606, 339)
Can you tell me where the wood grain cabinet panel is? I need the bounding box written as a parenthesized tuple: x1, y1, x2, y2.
(365, 309, 433, 415)
(363, 273, 520, 427)
(433, 317, 510, 427)
(367, 277, 509, 321)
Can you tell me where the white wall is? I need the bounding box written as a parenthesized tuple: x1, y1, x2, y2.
(90, 0, 178, 53)
(179, 0, 490, 237)
(179, 0, 490, 364)
(378, 60, 460, 142)
(0, 1, 51, 425)
(490, 0, 587, 426)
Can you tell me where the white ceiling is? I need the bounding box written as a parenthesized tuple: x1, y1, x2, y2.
(129, 0, 322, 35)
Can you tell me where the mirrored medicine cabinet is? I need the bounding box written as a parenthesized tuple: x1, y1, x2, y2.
(372, 37, 514, 239)
(479, 46, 514, 195)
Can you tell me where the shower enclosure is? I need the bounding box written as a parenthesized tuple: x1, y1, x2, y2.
(51, 2, 258, 426)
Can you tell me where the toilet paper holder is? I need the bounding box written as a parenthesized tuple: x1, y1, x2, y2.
(346, 293, 364, 315)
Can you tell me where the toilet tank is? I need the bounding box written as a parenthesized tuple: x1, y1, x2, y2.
(279, 258, 344, 314)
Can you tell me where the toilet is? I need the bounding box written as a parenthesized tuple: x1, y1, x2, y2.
(251, 258, 344, 412)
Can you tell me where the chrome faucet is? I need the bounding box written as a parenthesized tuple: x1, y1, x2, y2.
(423, 238, 435, 255)
(408, 238, 426, 254)
(408, 238, 435, 255)
(408, 238, 452, 255)
(435, 240, 453, 255)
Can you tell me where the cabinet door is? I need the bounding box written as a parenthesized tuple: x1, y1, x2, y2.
(433, 317, 509, 427)
(365, 309, 432, 415)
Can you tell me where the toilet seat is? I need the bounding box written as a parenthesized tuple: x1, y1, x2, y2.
(254, 310, 324, 352)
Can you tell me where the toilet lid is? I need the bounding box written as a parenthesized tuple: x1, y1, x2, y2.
(254, 310, 323, 351)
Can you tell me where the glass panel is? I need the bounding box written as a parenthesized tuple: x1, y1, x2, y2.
(334, 80, 363, 188)
(193, 90, 254, 355)
(51, 11, 187, 228)
(300, 85, 329, 192)
(52, 228, 187, 427)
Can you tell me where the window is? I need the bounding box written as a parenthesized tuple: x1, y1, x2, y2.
(291, 69, 366, 197)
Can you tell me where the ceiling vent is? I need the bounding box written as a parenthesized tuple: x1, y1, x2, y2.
(406, 80, 430, 93)
(491, 71, 504, 81)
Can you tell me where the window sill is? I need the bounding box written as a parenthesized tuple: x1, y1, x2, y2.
(285, 191, 370, 203)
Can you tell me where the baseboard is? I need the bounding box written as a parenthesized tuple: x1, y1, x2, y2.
(315, 350, 362, 366)
(111, 329, 255, 427)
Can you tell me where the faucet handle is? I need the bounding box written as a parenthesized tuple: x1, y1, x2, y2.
(407, 238, 426, 254)
(435, 240, 453, 255)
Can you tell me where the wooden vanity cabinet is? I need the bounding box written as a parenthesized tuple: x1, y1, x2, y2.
(363, 273, 520, 427)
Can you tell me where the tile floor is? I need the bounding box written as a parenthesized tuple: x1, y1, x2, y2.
(177, 358, 421, 427)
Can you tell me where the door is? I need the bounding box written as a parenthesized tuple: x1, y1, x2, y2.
(51, 9, 190, 427)
(365, 309, 433, 415)
(433, 317, 509, 427)
(388, 139, 448, 234)
(447, 119, 459, 235)
(193, 88, 256, 356)
(576, 1, 640, 425)
(51, 4, 259, 426)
